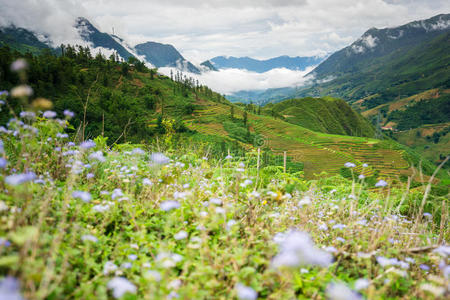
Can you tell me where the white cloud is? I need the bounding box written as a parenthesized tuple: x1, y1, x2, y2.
(1, 0, 449, 62)
(159, 66, 315, 95)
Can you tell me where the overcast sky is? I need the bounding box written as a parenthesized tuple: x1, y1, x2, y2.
(1, 0, 448, 94)
(1, 0, 449, 63)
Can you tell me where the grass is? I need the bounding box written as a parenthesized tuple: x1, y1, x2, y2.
(184, 98, 424, 181)
(0, 115, 449, 299)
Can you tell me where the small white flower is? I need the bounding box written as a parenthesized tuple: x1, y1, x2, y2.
(375, 179, 388, 187)
(354, 278, 370, 290)
(5, 172, 36, 186)
(103, 261, 118, 275)
(107, 277, 137, 299)
(174, 230, 188, 240)
(145, 270, 161, 282)
(326, 282, 362, 300)
(236, 283, 257, 300)
(72, 191, 92, 203)
(358, 174, 365, 180)
(81, 235, 98, 243)
(42, 111, 57, 119)
(160, 200, 180, 211)
(151, 152, 170, 164)
(142, 178, 152, 186)
(11, 59, 28, 72)
(344, 162, 356, 168)
(89, 151, 106, 162)
(80, 140, 96, 149)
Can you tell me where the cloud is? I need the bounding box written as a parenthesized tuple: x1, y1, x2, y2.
(159, 66, 315, 95)
(0, 0, 89, 46)
(0, 0, 449, 62)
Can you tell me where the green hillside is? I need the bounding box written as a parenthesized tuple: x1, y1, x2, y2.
(264, 97, 375, 137)
(0, 45, 440, 182)
(0, 26, 50, 55)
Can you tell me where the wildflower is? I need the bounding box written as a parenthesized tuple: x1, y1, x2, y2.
(103, 261, 118, 275)
(235, 283, 257, 300)
(298, 196, 311, 206)
(5, 172, 36, 186)
(168, 279, 182, 290)
(336, 237, 346, 243)
(145, 270, 162, 282)
(111, 188, 124, 200)
(354, 278, 370, 290)
(0, 140, 4, 153)
(318, 224, 328, 231)
(174, 230, 188, 240)
(358, 174, 365, 180)
(121, 262, 132, 269)
(107, 277, 136, 299)
(433, 245, 450, 257)
(62, 109, 75, 119)
(0, 158, 7, 169)
(332, 224, 346, 230)
(56, 133, 68, 139)
(160, 200, 180, 211)
(226, 219, 237, 230)
(344, 162, 356, 168)
(215, 207, 225, 214)
(86, 173, 94, 179)
(128, 254, 137, 261)
(92, 204, 111, 213)
(326, 282, 362, 300)
(423, 212, 432, 219)
(10, 59, 28, 72)
(209, 198, 222, 205)
(42, 111, 57, 119)
(272, 230, 333, 268)
(132, 148, 145, 155)
(19, 111, 36, 120)
(0, 91, 9, 97)
(11, 85, 33, 98)
(362, 163, 368, 168)
(142, 178, 152, 186)
(420, 283, 445, 297)
(151, 152, 170, 164)
(0, 276, 24, 300)
(81, 235, 98, 243)
(375, 179, 388, 187)
(225, 154, 233, 160)
(376, 256, 399, 267)
(72, 191, 92, 203)
(240, 179, 253, 188)
(80, 140, 96, 149)
(324, 246, 338, 253)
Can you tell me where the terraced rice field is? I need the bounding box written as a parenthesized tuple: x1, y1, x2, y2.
(186, 99, 412, 179)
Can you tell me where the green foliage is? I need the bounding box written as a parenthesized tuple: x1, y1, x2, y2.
(267, 97, 376, 137)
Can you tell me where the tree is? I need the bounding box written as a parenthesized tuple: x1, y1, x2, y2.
(243, 111, 248, 126)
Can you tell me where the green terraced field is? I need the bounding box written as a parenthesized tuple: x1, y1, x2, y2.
(184, 98, 414, 180)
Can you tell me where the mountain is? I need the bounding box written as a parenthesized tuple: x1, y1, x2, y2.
(208, 55, 323, 73)
(233, 14, 450, 105)
(264, 97, 375, 137)
(0, 25, 50, 54)
(299, 14, 450, 102)
(135, 41, 201, 74)
(75, 17, 135, 61)
(199, 60, 217, 72)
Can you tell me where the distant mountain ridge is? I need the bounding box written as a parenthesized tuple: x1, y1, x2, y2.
(0, 17, 201, 74)
(208, 55, 323, 73)
(135, 41, 200, 74)
(230, 13, 450, 106)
